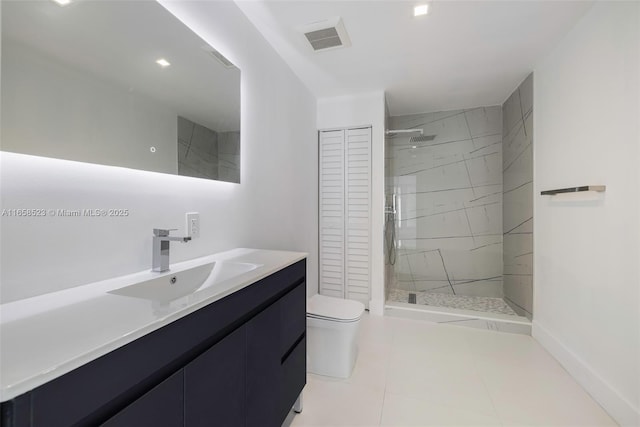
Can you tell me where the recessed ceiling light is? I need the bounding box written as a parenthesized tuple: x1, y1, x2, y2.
(414, 4, 429, 17)
(155, 58, 171, 68)
(52, 0, 72, 6)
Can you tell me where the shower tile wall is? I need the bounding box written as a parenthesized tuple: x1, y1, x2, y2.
(178, 116, 240, 183)
(502, 73, 533, 318)
(386, 107, 503, 298)
(218, 131, 241, 183)
(178, 116, 219, 180)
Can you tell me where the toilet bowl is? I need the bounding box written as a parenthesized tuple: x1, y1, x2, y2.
(306, 294, 365, 379)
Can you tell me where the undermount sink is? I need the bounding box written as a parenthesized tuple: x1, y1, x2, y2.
(109, 261, 261, 302)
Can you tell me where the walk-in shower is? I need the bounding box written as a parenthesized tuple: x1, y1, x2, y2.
(384, 92, 534, 331)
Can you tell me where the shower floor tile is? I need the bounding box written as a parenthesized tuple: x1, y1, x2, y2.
(388, 289, 518, 316)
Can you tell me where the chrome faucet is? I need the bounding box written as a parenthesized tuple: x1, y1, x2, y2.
(152, 228, 191, 273)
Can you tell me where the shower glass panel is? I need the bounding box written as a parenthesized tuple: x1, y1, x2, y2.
(384, 107, 518, 316)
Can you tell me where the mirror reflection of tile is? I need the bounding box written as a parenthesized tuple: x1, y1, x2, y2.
(178, 116, 240, 183)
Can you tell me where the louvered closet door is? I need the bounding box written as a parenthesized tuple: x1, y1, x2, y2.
(319, 130, 346, 298)
(319, 127, 371, 305)
(345, 128, 371, 304)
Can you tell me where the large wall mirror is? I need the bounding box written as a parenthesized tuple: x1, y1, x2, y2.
(1, 1, 241, 183)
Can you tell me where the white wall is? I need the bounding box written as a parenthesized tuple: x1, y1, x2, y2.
(0, 0, 318, 303)
(533, 2, 639, 425)
(317, 91, 386, 315)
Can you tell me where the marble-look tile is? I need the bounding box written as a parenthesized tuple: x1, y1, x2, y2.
(177, 116, 194, 144)
(388, 107, 503, 300)
(503, 123, 529, 171)
(468, 134, 503, 155)
(218, 131, 240, 154)
(404, 187, 474, 218)
(502, 87, 522, 138)
(503, 144, 533, 192)
(464, 152, 502, 188)
(185, 146, 218, 178)
(177, 141, 188, 161)
(504, 297, 532, 318)
(219, 153, 240, 169)
(465, 200, 502, 235)
(190, 123, 218, 155)
(452, 280, 503, 298)
(464, 107, 502, 138)
(392, 140, 474, 177)
(412, 209, 473, 239)
(503, 275, 533, 315)
(443, 249, 502, 282)
(404, 250, 448, 282)
(412, 280, 454, 292)
(389, 109, 465, 131)
(218, 165, 240, 183)
(218, 166, 240, 183)
(178, 162, 209, 180)
(503, 233, 533, 275)
(465, 183, 503, 207)
(467, 234, 502, 253)
(417, 112, 472, 146)
(503, 183, 533, 233)
(399, 235, 474, 252)
(519, 73, 534, 117)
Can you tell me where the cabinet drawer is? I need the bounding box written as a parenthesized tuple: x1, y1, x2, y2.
(184, 326, 245, 427)
(102, 370, 184, 427)
(279, 336, 306, 422)
(280, 282, 306, 355)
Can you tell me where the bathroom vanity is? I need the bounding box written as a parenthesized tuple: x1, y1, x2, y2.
(0, 249, 306, 427)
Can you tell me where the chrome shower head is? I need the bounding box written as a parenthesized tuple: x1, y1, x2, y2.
(409, 134, 436, 143)
(386, 129, 423, 138)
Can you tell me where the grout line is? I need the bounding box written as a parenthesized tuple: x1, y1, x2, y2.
(518, 87, 527, 138)
(504, 217, 533, 235)
(398, 201, 500, 222)
(400, 183, 502, 196)
(437, 249, 456, 295)
(503, 180, 533, 194)
(399, 151, 500, 177)
(503, 140, 531, 173)
(503, 296, 532, 318)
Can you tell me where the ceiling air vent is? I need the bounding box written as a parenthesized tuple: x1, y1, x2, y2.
(301, 17, 351, 52)
(201, 45, 236, 69)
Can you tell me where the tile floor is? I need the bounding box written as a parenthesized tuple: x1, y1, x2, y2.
(284, 313, 616, 426)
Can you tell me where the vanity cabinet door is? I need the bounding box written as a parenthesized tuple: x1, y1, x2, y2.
(246, 301, 281, 427)
(184, 325, 246, 427)
(102, 369, 184, 427)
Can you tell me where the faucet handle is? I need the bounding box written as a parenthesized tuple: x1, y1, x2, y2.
(153, 228, 178, 237)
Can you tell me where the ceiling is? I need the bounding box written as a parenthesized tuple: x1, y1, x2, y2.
(236, 0, 593, 116)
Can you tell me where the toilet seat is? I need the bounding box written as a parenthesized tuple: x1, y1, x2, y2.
(307, 294, 365, 323)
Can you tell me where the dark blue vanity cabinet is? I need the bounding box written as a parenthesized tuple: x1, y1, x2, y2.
(1, 260, 307, 427)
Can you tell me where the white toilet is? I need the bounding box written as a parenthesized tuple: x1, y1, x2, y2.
(306, 294, 365, 378)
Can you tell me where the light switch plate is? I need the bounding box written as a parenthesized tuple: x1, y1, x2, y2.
(186, 212, 200, 238)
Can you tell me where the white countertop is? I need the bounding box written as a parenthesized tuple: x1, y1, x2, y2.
(0, 248, 306, 402)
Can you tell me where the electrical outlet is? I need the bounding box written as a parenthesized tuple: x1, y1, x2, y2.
(186, 212, 200, 238)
